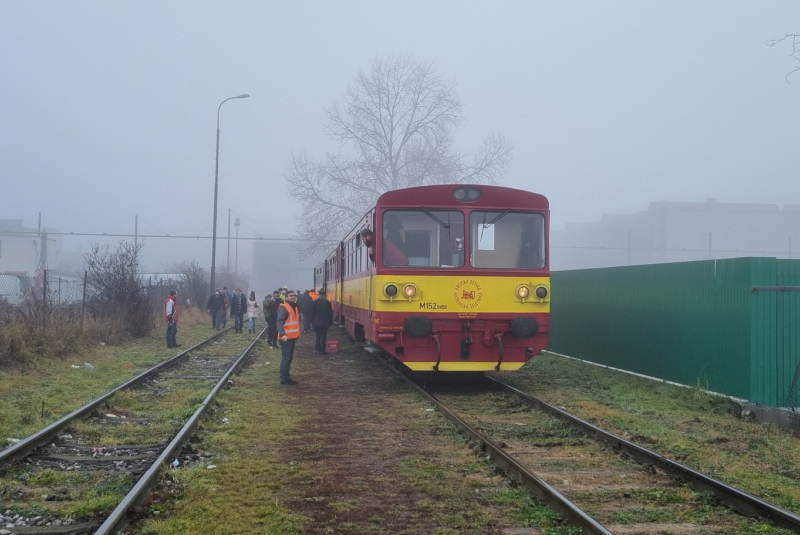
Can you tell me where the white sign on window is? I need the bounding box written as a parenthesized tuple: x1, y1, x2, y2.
(478, 224, 495, 250)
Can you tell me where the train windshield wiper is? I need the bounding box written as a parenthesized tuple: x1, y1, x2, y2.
(419, 207, 450, 229)
(485, 209, 510, 226)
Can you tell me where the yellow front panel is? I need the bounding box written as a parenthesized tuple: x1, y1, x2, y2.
(404, 361, 527, 371)
(371, 274, 550, 315)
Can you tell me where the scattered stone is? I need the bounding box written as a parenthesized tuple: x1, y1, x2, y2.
(207, 465, 217, 469)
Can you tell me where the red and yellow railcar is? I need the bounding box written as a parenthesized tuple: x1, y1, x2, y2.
(313, 184, 550, 371)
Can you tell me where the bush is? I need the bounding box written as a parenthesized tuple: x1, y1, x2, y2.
(84, 241, 155, 338)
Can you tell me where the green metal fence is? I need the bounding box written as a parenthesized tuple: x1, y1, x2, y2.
(549, 258, 800, 406)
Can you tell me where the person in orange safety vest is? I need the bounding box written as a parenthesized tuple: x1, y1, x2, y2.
(277, 290, 301, 385)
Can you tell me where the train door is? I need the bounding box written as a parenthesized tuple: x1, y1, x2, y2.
(337, 242, 345, 323)
(367, 211, 376, 340)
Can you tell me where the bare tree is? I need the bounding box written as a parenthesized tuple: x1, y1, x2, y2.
(767, 33, 800, 81)
(287, 56, 513, 255)
(84, 241, 154, 337)
(165, 260, 208, 308)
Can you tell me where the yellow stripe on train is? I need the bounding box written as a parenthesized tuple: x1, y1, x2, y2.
(339, 274, 550, 314)
(404, 361, 528, 372)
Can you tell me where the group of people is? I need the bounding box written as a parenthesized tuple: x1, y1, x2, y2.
(166, 285, 334, 387)
(262, 287, 333, 386)
(206, 286, 261, 334)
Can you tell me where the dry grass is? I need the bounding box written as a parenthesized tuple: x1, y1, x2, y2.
(0, 305, 209, 368)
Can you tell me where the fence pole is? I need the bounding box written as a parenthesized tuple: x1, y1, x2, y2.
(81, 271, 87, 333)
(42, 269, 47, 340)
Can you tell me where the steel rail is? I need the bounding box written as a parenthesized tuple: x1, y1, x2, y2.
(94, 324, 268, 535)
(0, 327, 233, 469)
(485, 376, 800, 533)
(379, 360, 613, 535)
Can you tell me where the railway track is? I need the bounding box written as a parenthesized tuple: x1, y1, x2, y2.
(0, 325, 267, 535)
(386, 364, 800, 534)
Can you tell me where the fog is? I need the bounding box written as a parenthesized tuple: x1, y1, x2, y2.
(2, 1, 799, 272)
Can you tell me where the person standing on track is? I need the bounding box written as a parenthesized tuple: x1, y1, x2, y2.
(266, 290, 282, 348)
(220, 288, 230, 329)
(277, 289, 300, 385)
(224, 286, 232, 319)
(311, 287, 333, 355)
(246, 290, 260, 334)
(165, 289, 181, 348)
(230, 288, 247, 334)
(206, 289, 223, 329)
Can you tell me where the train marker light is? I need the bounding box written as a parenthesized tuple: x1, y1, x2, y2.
(453, 186, 482, 202)
(535, 286, 548, 299)
(404, 284, 417, 298)
(385, 284, 398, 297)
(516, 285, 530, 299)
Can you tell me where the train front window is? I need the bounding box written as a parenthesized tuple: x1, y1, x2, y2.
(382, 210, 465, 268)
(469, 211, 546, 269)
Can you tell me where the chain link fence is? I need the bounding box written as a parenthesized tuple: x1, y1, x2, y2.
(0, 271, 205, 344)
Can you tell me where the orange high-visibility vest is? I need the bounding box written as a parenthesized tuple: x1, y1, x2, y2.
(309, 291, 319, 301)
(280, 303, 300, 339)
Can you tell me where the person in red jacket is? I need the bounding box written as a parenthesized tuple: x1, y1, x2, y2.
(165, 290, 181, 349)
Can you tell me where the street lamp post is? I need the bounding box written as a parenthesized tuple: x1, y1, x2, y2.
(210, 94, 249, 293)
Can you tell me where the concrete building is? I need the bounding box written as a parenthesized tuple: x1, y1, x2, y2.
(552, 200, 800, 271)
(251, 237, 315, 298)
(0, 219, 62, 275)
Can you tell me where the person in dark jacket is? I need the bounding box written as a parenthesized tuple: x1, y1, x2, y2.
(311, 288, 334, 354)
(298, 290, 314, 333)
(229, 288, 247, 333)
(267, 291, 282, 348)
(206, 289, 223, 329)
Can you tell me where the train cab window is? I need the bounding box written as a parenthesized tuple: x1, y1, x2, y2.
(469, 211, 546, 269)
(382, 210, 465, 268)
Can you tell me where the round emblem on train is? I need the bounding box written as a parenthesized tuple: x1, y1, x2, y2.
(453, 279, 483, 309)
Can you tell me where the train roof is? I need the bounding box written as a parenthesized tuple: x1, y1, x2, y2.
(375, 184, 548, 210)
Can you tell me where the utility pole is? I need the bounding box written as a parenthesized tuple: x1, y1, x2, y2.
(227, 208, 231, 271)
(40, 228, 48, 271)
(235, 218, 240, 273)
(135, 215, 138, 248)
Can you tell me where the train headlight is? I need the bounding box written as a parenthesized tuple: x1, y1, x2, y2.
(385, 284, 398, 297)
(535, 286, 548, 299)
(453, 186, 482, 202)
(404, 284, 417, 298)
(516, 285, 530, 299)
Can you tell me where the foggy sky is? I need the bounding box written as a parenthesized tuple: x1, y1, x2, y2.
(2, 1, 800, 271)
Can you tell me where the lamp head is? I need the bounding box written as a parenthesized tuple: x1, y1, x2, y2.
(236, 94, 250, 99)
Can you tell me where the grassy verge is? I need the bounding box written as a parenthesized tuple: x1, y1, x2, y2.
(0, 308, 217, 443)
(502, 353, 800, 513)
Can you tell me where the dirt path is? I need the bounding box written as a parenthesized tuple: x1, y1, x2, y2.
(277, 328, 538, 534)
